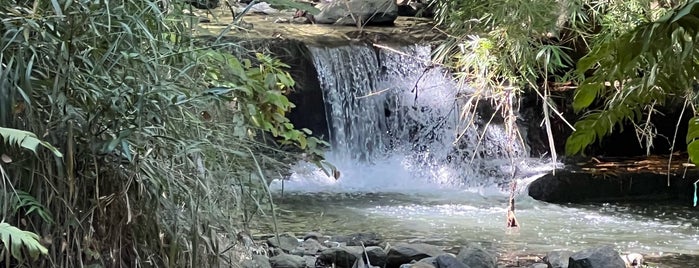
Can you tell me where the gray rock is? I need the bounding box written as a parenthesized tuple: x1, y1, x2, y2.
(455, 243, 496, 268)
(304, 255, 317, 268)
(303, 232, 323, 241)
(387, 243, 446, 267)
(314, 0, 398, 26)
(419, 254, 469, 268)
(318, 246, 364, 268)
(400, 262, 437, 268)
(243, 255, 272, 268)
(545, 250, 574, 268)
(267, 234, 301, 253)
(332, 232, 384, 247)
(269, 253, 305, 268)
(365, 246, 388, 267)
(302, 238, 326, 255)
(529, 264, 549, 268)
(568, 245, 626, 268)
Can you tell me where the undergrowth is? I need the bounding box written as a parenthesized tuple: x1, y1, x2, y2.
(0, 0, 323, 266)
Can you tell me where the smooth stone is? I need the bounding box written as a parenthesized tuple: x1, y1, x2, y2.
(546, 250, 574, 268)
(387, 243, 446, 268)
(267, 233, 301, 253)
(568, 245, 626, 268)
(303, 232, 323, 241)
(269, 253, 305, 268)
(242, 254, 272, 268)
(318, 246, 364, 268)
(331, 232, 384, 247)
(529, 263, 548, 268)
(455, 243, 496, 268)
(400, 262, 437, 268)
(314, 0, 398, 25)
(363, 246, 388, 267)
(419, 254, 469, 268)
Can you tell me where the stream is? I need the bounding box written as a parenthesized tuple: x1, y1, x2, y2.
(258, 43, 699, 267)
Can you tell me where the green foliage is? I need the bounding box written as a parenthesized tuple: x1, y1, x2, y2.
(566, 0, 699, 156)
(0, 127, 62, 158)
(432, 0, 678, 159)
(0, 222, 48, 261)
(0, 0, 319, 266)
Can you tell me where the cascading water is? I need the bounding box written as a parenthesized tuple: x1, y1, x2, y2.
(271, 43, 532, 192)
(261, 43, 699, 264)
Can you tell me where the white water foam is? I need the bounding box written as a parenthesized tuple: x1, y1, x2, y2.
(271, 43, 558, 195)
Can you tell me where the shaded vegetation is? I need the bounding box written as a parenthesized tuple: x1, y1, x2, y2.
(0, 0, 324, 266)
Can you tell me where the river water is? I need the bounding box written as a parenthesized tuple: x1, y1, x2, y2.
(259, 43, 699, 267)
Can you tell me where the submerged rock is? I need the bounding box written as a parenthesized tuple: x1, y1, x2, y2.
(387, 243, 446, 267)
(545, 250, 574, 268)
(455, 242, 496, 268)
(568, 245, 626, 268)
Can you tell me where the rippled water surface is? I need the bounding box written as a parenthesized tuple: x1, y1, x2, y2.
(251, 189, 699, 267)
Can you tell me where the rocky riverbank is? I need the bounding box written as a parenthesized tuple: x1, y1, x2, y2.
(240, 232, 646, 268)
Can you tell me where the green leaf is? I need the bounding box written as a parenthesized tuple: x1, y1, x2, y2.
(0, 222, 48, 261)
(686, 116, 699, 143)
(0, 127, 63, 158)
(572, 83, 602, 112)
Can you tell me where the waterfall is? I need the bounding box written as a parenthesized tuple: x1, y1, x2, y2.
(272, 43, 545, 193)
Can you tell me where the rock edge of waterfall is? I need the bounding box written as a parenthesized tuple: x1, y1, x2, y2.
(241, 232, 644, 268)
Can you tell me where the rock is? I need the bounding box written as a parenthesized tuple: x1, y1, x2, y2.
(568, 245, 626, 268)
(387, 243, 446, 267)
(304, 255, 317, 268)
(621, 253, 644, 268)
(301, 238, 327, 255)
(267, 234, 301, 253)
(455, 243, 496, 268)
(331, 232, 384, 247)
(419, 254, 469, 268)
(303, 232, 323, 241)
(400, 262, 437, 268)
(243, 255, 272, 268)
(318, 246, 364, 268)
(314, 0, 398, 26)
(529, 264, 548, 268)
(365, 246, 388, 267)
(545, 250, 574, 268)
(396, 0, 433, 17)
(269, 253, 305, 268)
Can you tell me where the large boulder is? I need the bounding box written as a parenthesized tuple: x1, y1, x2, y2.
(387, 243, 446, 268)
(314, 0, 398, 26)
(455, 243, 496, 268)
(568, 245, 626, 268)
